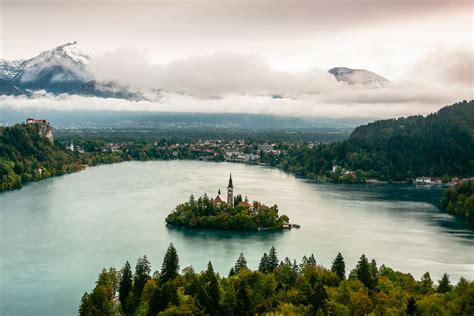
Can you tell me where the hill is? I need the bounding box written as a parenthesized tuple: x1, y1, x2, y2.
(281, 100, 474, 181)
(0, 123, 83, 191)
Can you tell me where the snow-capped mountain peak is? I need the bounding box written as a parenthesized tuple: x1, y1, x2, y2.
(25, 41, 92, 69)
(328, 67, 390, 88)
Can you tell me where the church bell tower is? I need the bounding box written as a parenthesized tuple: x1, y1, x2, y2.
(227, 174, 234, 208)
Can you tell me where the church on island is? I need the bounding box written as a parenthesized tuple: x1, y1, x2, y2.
(213, 174, 254, 209)
(165, 173, 296, 230)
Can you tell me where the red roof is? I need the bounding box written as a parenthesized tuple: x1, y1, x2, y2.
(214, 195, 223, 203)
(238, 201, 252, 208)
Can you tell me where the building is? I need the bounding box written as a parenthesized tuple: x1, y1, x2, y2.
(258, 143, 273, 152)
(25, 118, 54, 143)
(227, 174, 234, 208)
(214, 189, 224, 207)
(26, 118, 48, 125)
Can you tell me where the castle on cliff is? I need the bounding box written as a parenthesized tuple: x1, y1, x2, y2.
(26, 118, 54, 143)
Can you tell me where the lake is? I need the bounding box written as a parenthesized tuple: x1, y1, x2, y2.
(0, 160, 473, 315)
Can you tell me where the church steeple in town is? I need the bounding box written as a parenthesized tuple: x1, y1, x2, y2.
(227, 173, 234, 207)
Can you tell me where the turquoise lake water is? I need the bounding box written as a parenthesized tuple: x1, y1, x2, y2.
(1, 160, 473, 315)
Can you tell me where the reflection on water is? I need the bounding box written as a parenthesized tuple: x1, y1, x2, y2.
(1, 161, 473, 316)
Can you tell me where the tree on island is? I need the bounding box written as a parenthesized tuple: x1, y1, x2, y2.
(160, 243, 180, 283)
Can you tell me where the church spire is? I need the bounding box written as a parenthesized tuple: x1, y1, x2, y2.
(228, 173, 233, 188)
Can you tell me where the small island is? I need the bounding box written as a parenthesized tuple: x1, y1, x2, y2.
(166, 174, 292, 230)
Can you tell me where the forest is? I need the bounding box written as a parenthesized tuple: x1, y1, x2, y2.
(79, 244, 473, 316)
(165, 194, 289, 230)
(280, 100, 474, 182)
(441, 181, 474, 220)
(0, 124, 84, 191)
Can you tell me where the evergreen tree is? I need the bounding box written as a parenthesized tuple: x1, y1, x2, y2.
(311, 282, 328, 312)
(420, 272, 434, 294)
(160, 243, 180, 283)
(149, 281, 179, 315)
(228, 267, 236, 277)
(207, 271, 220, 315)
(331, 252, 345, 280)
(118, 261, 133, 313)
(258, 253, 269, 273)
(354, 254, 373, 289)
(268, 246, 279, 271)
(234, 252, 248, 273)
(236, 279, 250, 315)
(369, 259, 378, 286)
(78, 292, 93, 316)
(307, 254, 317, 266)
(406, 296, 417, 315)
(133, 255, 151, 295)
(437, 273, 452, 293)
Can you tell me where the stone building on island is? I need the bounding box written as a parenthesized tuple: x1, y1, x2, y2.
(213, 174, 261, 210)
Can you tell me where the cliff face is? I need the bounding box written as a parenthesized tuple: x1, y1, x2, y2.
(32, 123, 54, 143)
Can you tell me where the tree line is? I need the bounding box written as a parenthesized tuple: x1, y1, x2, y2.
(79, 244, 473, 315)
(279, 100, 474, 182)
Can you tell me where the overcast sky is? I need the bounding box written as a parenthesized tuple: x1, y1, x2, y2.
(0, 0, 472, 117)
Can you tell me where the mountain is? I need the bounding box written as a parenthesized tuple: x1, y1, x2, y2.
(328, 67, 390, 88)
(281, 100, 474, 181)
(0, 42, 144, 100)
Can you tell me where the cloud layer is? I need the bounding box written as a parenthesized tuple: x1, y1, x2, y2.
(1, 48, 472, 119)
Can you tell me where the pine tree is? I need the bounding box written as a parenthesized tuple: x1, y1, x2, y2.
(307, 254, 317, 266)
(258, 253, 269, 273)
(437, 273, 452, 293)
(134, 255, 151, 295)
(311, 282, 328, 311)
(268, 246, 279, 271)
(331, 252, 345, 280)
(119, 261, 133, 313)
(420, 272, 433, 294)
(205, 261, 220, 315)
(234, 252, 248, 273)
(406, 296, 417, 315)
(78, 292, 93, 316)
(149, 281, 179, 315)
(369, 259, 378, 286)
(160, 243, 180, 283)
(228, 267, 236, 277)
(354, 254, 373, 289)
(236, 279, 250, 314)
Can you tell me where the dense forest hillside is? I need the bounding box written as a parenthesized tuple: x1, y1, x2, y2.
(79, 244, 474, 315)
(442, 181, 474, 220)
(0, 124, 83, 191)
(281, 100, 474, 181)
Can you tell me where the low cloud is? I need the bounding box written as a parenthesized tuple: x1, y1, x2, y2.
(1, 49, 472, 119)
(88, 51, 338, 96)
(0, 83, 471, 119)
(410, 49, 474, 86)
